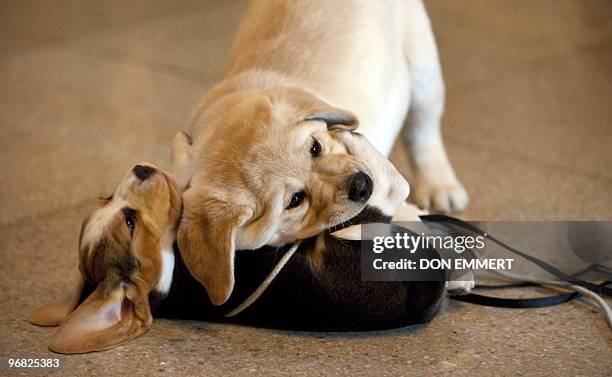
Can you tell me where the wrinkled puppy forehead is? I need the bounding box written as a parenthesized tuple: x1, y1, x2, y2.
(192, 90, 325, 177)
(236, 86, 350, 128)
(197, 87, 353, 159)
(266, 87, 332, 122)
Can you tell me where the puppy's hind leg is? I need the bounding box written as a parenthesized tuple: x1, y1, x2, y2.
(401, 0, 468, 213)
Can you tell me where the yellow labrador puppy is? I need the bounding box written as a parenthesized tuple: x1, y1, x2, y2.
(174, 0, 468, 305)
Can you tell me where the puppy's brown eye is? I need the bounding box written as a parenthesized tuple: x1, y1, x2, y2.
(123, 208, 137, 235)
(310, 138, 322, 158)
(287, 191, 306, 209)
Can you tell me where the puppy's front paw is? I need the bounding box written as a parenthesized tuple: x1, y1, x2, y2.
(413, 179, 468, 213)
(446, 279, 475, 295)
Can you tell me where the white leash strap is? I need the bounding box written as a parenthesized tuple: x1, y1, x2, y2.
(225, 241, 301, 317)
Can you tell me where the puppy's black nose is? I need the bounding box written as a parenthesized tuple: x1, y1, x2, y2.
(347, 172, 373, 203)
(133, 165, 156, 181)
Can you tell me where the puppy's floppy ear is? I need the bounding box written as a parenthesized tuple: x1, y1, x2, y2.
(27, 274, 85, 327)
(47, 279, 151, 354)
(177, 189, 251, 305)
(29, 274, 152, 353)
(304, 108, 359, 131)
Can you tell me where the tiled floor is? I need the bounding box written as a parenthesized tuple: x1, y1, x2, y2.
(1, 1, 610, 376)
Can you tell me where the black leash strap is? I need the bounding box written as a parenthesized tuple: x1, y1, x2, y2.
(419, 214, 612, 308)
(450, 281, 611, 309)
(450, 290, 580, 308)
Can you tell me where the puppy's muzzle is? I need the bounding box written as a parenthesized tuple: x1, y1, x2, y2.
(347, 172, 373, 203)
(133, 164, 156, 181)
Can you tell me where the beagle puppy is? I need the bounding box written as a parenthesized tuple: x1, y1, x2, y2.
(28, 164, 182, 353)
(175, 0, 468, 307)
(28, 157, 444, 353)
